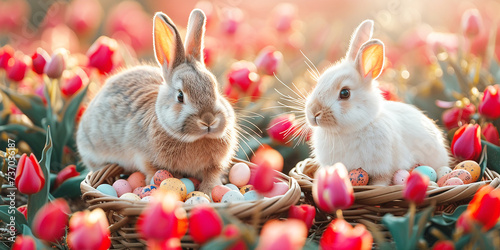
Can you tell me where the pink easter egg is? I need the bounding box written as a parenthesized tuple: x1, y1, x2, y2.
(127, 172, 146, 190)
(262, 181, 289, 198)
(140, 184, 158, 198)
(133, 186, 144, 196)
(211, 185, 232, 203)
(229, 163, 251, 187)
(444, 177, 464, 186)
(113, 179, 132, 197)
(392, 170, 410, 185)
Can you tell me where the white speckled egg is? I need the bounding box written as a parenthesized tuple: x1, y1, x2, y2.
(141, 196, 153, 202)
(185, 196, 211, 205)
(444, 177, 464, 186)
(186, 191, 210, 201)
(180, 178, 195, 194)
(120, 193, 141, 201)
(413, 166, 437, 182)
(392, 170, 410, 185)
(97, 184, 118, 197)
(437, 166, 453, 180)
(225, 184, 239, 191)
(113, 179, 133, 197)
(160, 178, 187, 201)
(243, 190, 259, 201)
(229, 163, 251, 187)
(221, 190, 245, 203)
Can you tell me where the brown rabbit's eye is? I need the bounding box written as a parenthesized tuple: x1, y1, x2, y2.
(339, 88, 350, 99)
(177, 90, 184, 103)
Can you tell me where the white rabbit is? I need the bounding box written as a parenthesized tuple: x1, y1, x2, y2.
(76, 10, 238, 194)
(305, 20, 449, 185)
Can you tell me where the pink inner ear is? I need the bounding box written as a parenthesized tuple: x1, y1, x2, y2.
(361, 44, 384, 78)
(154, 17, 175, 67)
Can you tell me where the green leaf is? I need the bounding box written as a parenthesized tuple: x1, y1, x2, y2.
(51, 171, 88, 198)
(22, 225, 46, 250)
(27, 129, 52, 227)
(0, 205, 28, 232)
(478, 144, 488, 180)
(0, 124, 46, 160)
(0, 87, 47, 127)
(481, 140, 500, 174)
(302, 241, 320, 250)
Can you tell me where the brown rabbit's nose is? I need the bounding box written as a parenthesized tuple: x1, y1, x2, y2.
(198, 113, 220, 132)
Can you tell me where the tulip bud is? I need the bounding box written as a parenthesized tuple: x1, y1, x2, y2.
(313, 163, 354, 213)
(189, 205, 223, 244)
(257, 219, 307, 250)
(227, 61, 259, 92)
(272, 3, 298, 33)
(17, 205, 27, 219)
(249, 162, 276, 194)
(288, 205, 316, 230)
(44, 49, 68, 79)
(478, 85, 500, 120)
(403, 171, 429, 204)
(61, 68, 88, 97)
(15, 153, 45, 195)
(31, 48, 49, 75)
(320, 219, 373, 250)
(12, 235, 35, 250)
(6, 56, 28, 82)
(54, 164, 80, 189)
(32, 199, 70, 242)
(0, 45, 14, 69)
(483, 123, 500, 146)
(467, 185, 500, 231)
(432, 240, 455, 250)
(250, 145, 284, 172)
(66, 0, 102, 36)
(451, 124, 482, 161)
(442, 104, 475, 130)
(220, 8, 243, 35)
(267, 114, 297, 145)
(68, 208, 110, 250)
(461, 9, 482, 38)
(87, 36, 117, 74)
(255, 46, 282, 75)
(137, 191, 188, 241)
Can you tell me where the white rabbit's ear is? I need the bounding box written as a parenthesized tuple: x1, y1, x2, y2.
(185, 9, 206, 64)
(354, 39, 385, 80)
(153, 12, 185, 73)
(346, 20, 374, 61)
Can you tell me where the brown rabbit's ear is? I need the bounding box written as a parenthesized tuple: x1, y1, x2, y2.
(153, 12, 185, 73)
(346, 20, 374, 61)
(355, 39, 385, 80)
(184, 9, 206, 64)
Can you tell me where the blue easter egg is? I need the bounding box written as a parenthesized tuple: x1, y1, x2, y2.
(221, 190, 244, 203)
(414, 166, 437, 182)
(243, 190, 259, 201)
(180, 178, 195, 194)
(97, 184, 118, 197)
(224, 183, 239, 191)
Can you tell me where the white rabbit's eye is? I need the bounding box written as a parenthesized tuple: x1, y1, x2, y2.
(339, 88, 350, 100)
(177, 90, 184, 103)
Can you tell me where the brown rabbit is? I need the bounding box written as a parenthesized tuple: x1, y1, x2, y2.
(76, 10, 238, 194)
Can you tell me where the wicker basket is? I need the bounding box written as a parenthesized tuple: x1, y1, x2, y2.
(81, 159, 301, 249)
(289, 158, 500, 235)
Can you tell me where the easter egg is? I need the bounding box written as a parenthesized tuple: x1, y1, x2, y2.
(221, 190, 245, 203)
(153, 170, 173, 186)
(188, 177, 201, 190)
(454, 161, 481, 182)
(239, 185, 254, 194)
(429, 181, 438, 187)
(437, 166, 453, 180)
(444, 177, 464, 186)
(392, 170, 410, 185)
(348, 168, 369, 186)
(225, 183, 239, 191)
(97, 184, 118, 197)
(180, 178, 195, 194)
(133, 187, 144, 196)
(185, 196, 211, 205)
(127, 172, 146, 190)
(437, 169, 473, 187)
(141, 196, 153, 202)
(211, 185, 232, 203)
(113, 179, 133, 197)
(186, 191, 210, 201)
(160, 178, 188, 201)
(413, 166, 437, 182)
(140, 185, 158, 198)
(262, 181, 289, 198)
(120, 193, 141, 201)
(243, 190, 259, 201)
(229, 163, 251, 187)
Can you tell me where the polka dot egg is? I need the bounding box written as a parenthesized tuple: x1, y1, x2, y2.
(437, 166, 453, 180)
(413, 166, 437, 182)
(185, 196, 210, 205)
(444, 177, 464, 186)
(133, 187, 144, 196)
(179, 178, 195, 194)
(392, 170, 410, 185)
(140, 185, 158, 198)
(113, 179, 132, 197)
(221, 190, 244, 203)
(153, 170, 173, 186)
(454, 160, 481, 182)
(239, 185, 254, 194)
(160, 178, 187, 201)
(349, 168, 369, 186)
(186, 191, 210, 201)
(437, 169, 473, 187)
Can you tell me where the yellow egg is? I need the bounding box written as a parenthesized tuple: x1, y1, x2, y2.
(454, 160, 481, 182)
(160, 178, 187, 201)
(239, 185, 254, 194)
(186, 191, 210, 201)
(349, 168, 369, 186)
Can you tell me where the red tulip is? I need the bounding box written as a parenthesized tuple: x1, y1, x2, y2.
(467, 185, 500, 231)
(148, 238, 182, 250)
(479, 85, 500, 120)
(451, 124, 482, 161)
(17, 205, 27, 219)
(455, 210, 473, 234)
(227, 61, 259, 92)
(378, 85, 400, 101)
(189, 205, 223, 244)
(31, 48, 49, 75)
(442, 104, 475, 130)
(6, 56, 27, 82)
(483, 123, 500, 146)
(403, 171, 429, 204)
(54, 164, 80, 189)
(432, 240, 455, 250)
(61, 69, 88, 97)
(87, 36, 117, 74)
(137, 191, 188, 241)
(0, 45, 14, 69)
(250, 145, 284, 172)
(313, 163, 354, 213)
(461, 9, 482, 38)
(249, 161, 276, 194)
(267, 114, 297, 145)
(320, 219, 373, 250)
(68, 208, 110, 250)
(32, 199, 70, 242)
(257, 219, 307, 250)
(44, 49, 67, 79)
(15, 153, 45, 195)
(12, 235, 35, 250)
(288, 205, 316, 230)
(255, 46, 282, 76)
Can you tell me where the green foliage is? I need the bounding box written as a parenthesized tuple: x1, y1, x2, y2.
(481, 140, 500, 174)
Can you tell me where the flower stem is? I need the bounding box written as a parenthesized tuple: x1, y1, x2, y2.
(408, 202, 416, 237)
(336, 209, 344, 220)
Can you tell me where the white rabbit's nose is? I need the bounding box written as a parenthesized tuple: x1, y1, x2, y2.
(313, 111, 322, 125)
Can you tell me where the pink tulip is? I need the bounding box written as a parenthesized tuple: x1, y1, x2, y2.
(254, 46, 282, 75)
(267, 114, 297, 145)
(288, 205, 316, 230)
(403, 171, 429, 204)
(257, 219, 307, 250)
(220, 8, 243, 35)
(461, 9, 482, 38)
(442, 104, 475, 130)
(313, 163, 354, 213)
(6, 56, 27, 82)
(17, 205, 27, 219)
(189, 205, 223, 244)
(61, 69, 88, 97)
(44, 49, 67, 79)
(15, 153, 45, 195)
(32, 199, 70, 242)
(451, 124, 482, 161)
(12, 235, 35, 250)
(483, 123, 500, 146)
(320, 219, 373, 250)
(0, 45, 14, 69)
(479, 85, 500, 120)
(68, 208, 110, 250)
